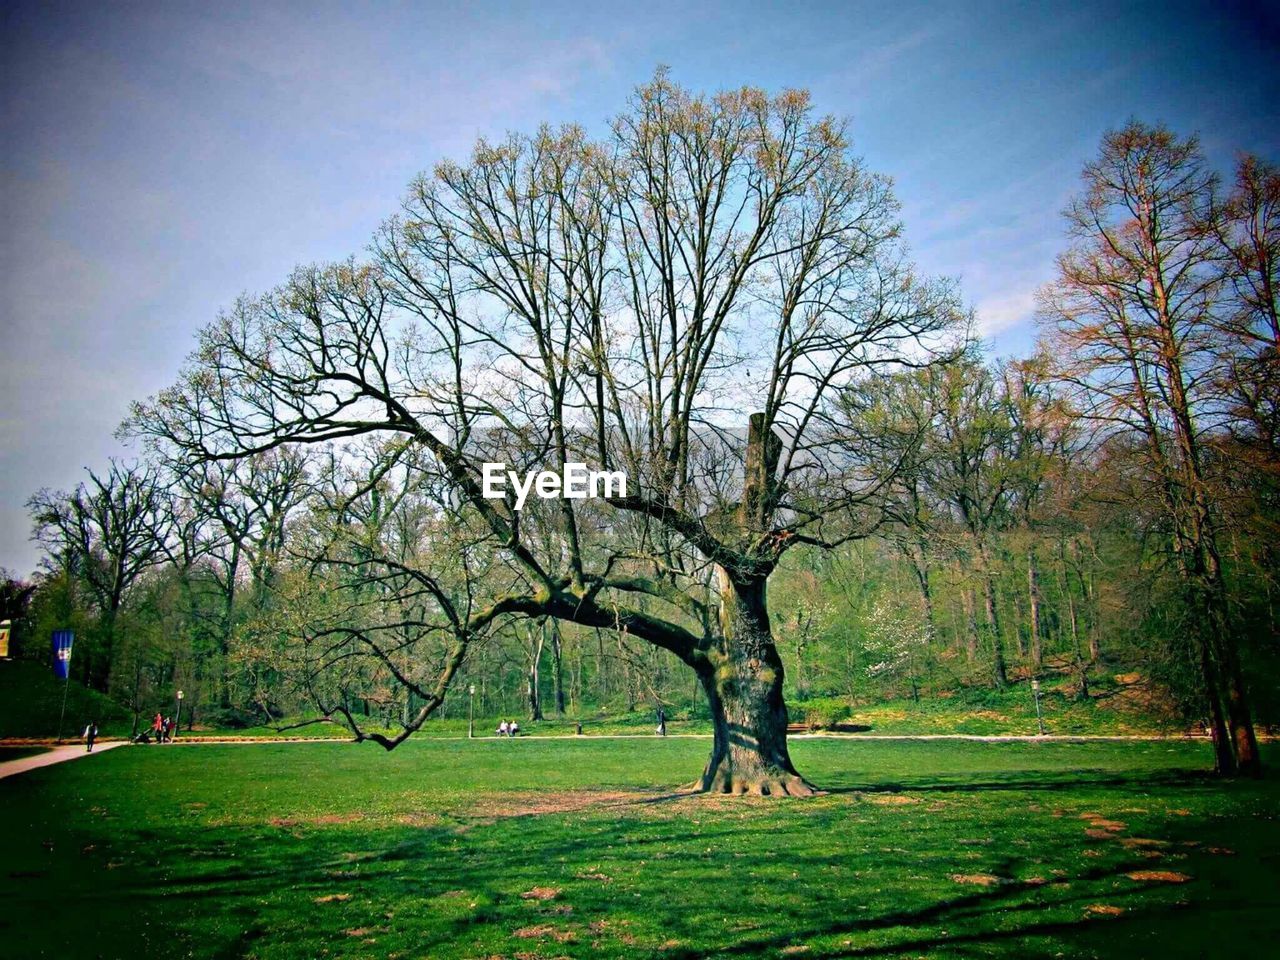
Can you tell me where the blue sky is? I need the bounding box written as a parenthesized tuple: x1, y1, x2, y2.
(2, 0, 1278, 576)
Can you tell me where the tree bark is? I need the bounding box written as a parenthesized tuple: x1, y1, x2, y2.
(1027, 544, 1043, 669)
(1198, 630, 1237, 776)
(963, 586, 979, 662)
(985, 575, 1009, 688)
(978, 544, 1008, 688)
(527, 622, 545, 721)
(549, 621, 566, 715)
(908, 545, 935, 642)
(93, 608, 118, 693)
(1058, 543, 1090, 701)
(696, 569, 816, 796)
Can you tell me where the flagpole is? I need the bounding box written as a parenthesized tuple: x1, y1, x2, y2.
(52, 630, 74, 743)
(56, 672, 71, 744)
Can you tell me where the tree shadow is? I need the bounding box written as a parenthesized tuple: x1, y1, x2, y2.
(819, 767, 1218, 795)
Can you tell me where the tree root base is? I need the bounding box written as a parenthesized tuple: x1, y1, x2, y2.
(691, 771, 823, 797)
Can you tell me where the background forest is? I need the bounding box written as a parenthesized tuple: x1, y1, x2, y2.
(3, 118, 1276, 761)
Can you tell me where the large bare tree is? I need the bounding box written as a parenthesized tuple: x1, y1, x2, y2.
(1039, 122, 1261, 776)
(131, 74, 957, 794)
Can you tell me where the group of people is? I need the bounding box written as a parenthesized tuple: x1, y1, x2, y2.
(137, 713, 177, 744)
(495, 720, 521, 737)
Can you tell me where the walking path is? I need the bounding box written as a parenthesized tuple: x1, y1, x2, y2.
(162, 731, 1215, 743)
(0, 741, 126, 781)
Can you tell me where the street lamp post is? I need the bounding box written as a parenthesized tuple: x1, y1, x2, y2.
(175, 690, 185, 741)
(1031, 679, 1044, 736)
(468, 684, 476, 739)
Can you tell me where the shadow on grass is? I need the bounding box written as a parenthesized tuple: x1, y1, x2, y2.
(4, 747, 1275, 960)
(823, 767, 1219, 796)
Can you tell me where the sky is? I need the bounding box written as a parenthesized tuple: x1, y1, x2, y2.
(2, 0, 1278, 577)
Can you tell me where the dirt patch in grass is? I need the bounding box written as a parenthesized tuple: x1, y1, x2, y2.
(271, 812, 365, 828)
(863, 794, 921, 806)
(463, 789, 663, 820)
(1127, 870, 1192, 883)
(950, 873, 1002, 886)
(314, 893, 352, 903)
(514, 923, 577, 942)
(1084, 817, 1126, 832)
(1086, 904, 1126, 916)
(520, 886, 562, 901)
(394, 812, 443, 827)
(1120, 837, 1169, 849)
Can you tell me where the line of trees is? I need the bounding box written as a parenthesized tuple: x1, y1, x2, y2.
(9, 81, 1276, 785)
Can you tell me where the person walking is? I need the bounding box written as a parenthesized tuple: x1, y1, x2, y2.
(656, 706, 666, 737)
(151, 713, 164, 744)
(83, 721, 98, 752)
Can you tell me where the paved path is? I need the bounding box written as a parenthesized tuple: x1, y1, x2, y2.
(163, 732, 1216, 743)
(0, 741, 126, 781)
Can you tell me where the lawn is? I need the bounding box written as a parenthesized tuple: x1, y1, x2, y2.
(1, 738, 1276, 959)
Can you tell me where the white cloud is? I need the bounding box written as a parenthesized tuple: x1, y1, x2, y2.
(974, 288, 1038, 338)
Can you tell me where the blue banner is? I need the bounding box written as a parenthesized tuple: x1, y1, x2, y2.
(52, 630, 74, 680)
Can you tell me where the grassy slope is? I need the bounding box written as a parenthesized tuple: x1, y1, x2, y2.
(182, 675, 1187, 740)
(0, 660, 133, 739)
(1, 739, 1276, 959)
(835, 679, 1182, 737)
(0, 655, 1186, 741)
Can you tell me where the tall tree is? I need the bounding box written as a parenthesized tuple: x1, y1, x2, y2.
(927, 353, 1018, 687)
(1039, 122, 1261, 775)
(130, 74, 958, 794)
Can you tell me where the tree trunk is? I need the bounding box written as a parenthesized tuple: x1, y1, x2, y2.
(696, 569, 816, 796)
(527, 623, 545, 721)
(963, 586, 979, 662)
(1069, 540, 1102, 662)
(910, 548, 935, 642)
(978, 544, 1008, 688)
(218, 541, 240, 711)
(1200, 582, 1261, 777)
(549, 621, 566, 715)
(130, 651, 143, 738)
(1059, 548, 1089, 701)
(1198, 632, 1236, 776)
(986, 576, 1009, 687)
(1027, 544, 1043, 669)
(91, 608, 119, 693)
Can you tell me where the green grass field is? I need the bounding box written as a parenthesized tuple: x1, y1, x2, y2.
(2, 738, 1276, 959)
